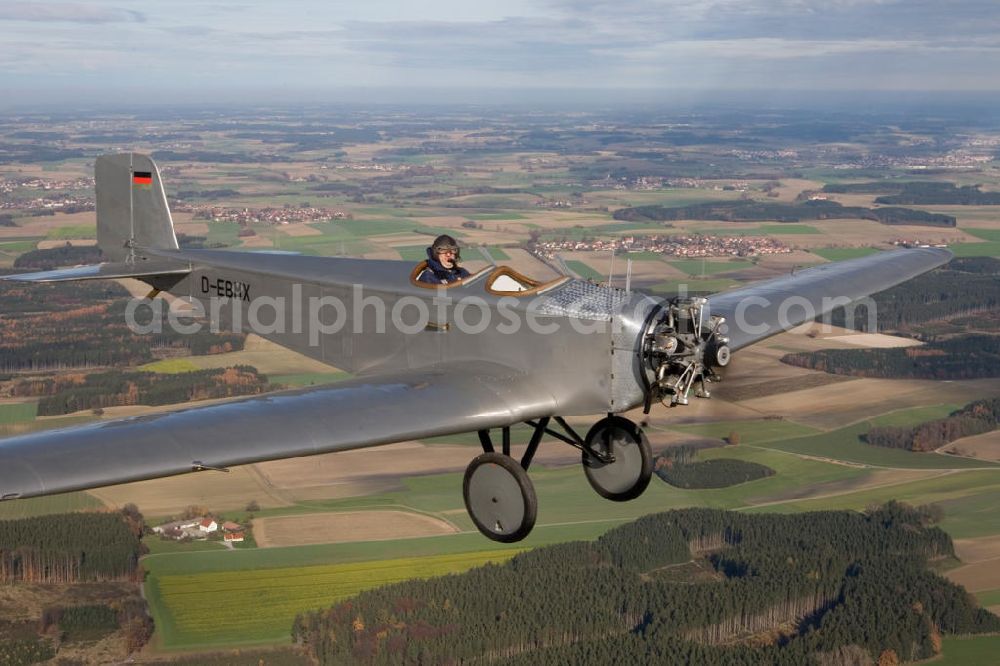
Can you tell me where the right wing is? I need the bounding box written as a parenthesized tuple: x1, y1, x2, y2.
(0, 362, 557, 501)
(706, 247, 952, 351)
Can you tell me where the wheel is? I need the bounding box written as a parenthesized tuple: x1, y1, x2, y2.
(582, 416, 653, 502)
(463, 452, 537, 543)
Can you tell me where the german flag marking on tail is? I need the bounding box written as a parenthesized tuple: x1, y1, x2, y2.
(133, 171, 153, 187)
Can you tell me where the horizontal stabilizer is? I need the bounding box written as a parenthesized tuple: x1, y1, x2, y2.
(2, 260, 190, 283)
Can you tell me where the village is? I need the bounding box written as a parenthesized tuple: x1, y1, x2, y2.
(535, 233, 791, 259)
(188, 205, 351, 226)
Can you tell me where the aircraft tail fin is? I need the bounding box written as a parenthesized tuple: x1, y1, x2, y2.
(96, 152, 179, 261)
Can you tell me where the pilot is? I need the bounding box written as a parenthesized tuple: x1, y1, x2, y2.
(417, 234, 471, 285)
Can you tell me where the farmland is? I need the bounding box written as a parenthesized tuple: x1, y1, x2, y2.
(1, 104, 1000, 662)
(146, 550, 518, 648)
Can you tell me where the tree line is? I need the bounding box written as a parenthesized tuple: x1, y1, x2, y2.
(613, 199, 956, 227)
(866, 397, 1000, 452)
(12, 365, 270, 416)
(823, 181, 1000, 205)
(293, 503, 996, 665)
(781, 334, 1000, 380)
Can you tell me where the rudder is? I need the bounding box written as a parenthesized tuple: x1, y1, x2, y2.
(96, 152, 179, 261)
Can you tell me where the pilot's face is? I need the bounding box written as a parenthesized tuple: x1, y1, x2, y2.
(436, 248, 456, 268)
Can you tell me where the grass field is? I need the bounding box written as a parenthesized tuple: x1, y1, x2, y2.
(667, 259, 755, 276)
(564, 259, 604, 281)
(698, 227, 766, 236)
(964, 228, 1000, 242)
(205, 222, 241, 247)
(138, 359, 202, 374)
(0, 492, 105, 520)
(759, 422, 999, 470)
(143, 538, 228, 556)
(467, 213, 526, 220)
(0, 239, 38, 253)
(758, 224, 821, 235)
(338, 219, 422, 237)
(0, 403, 37, 424)
(745, 469, 1000, 537)
(936, 635, 1000, 665)
(666, 419, 820, 444)
(649, 278, 742, 295)
(975, 589, 1000, 606)
(810, 247, 880, 261)
(45, 224, 96, 240)
(146, 550, 518, 648)
(867, 404, 960, 427)
(948, 241, 1000, 258)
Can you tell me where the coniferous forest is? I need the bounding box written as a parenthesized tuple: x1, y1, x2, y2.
(827, 257, 1000, 332)
(293, 504, 997, 665)
(0, 276, 246, 372)
(0, 512, 143, 583)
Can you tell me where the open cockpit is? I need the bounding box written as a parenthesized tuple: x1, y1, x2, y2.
(410, 261, 569, 296)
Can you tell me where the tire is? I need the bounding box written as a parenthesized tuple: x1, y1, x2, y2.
(463, 452, 537, 543)
(582, 416, 653, 502)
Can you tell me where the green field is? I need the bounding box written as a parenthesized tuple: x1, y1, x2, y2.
(0, 403, 37, 424)
(205, 222, 242, 247)
(46, 224, 96, 240)
(649, 278, 742, 295)
(0, 239, 38, 253)
(466, 213, 526, 220)
(482, 246, 511, 261)
(396, 245, 430, 261)
(867, 404, 960, 427)
(143, 538, 229, 556)
(338, 218, 421, 237)
(758, 224, 821, 235)
(975, 589, 1000, 607)
(964, 228, 1000, 242)
(697, 227, 767, 237)
(0, 492, 105, 520)
(810, 247, 881, 261)
(138, 359, 201, 374)
(666, 418, 820, 444)
(146, 550, 518, 648)
(667, 259, 755, 276)
(948, 241, 1000, 258)
(564, 259, 604, 281)
(759, 422, 999, 470)
(936, 635, 1000, 665)
(745, 470, 1000, 538)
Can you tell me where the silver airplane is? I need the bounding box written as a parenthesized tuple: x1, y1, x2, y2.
(0, 153, 951, 542)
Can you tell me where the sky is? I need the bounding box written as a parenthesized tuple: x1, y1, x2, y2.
(1, 0, 998, 106)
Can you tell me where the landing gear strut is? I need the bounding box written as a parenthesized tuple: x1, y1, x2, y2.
(462, 415, 652, 543)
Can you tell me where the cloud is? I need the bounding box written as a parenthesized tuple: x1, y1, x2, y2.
(0, 2, 144, 24)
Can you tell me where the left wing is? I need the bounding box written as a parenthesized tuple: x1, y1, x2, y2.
(0, 362, 557, 500)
